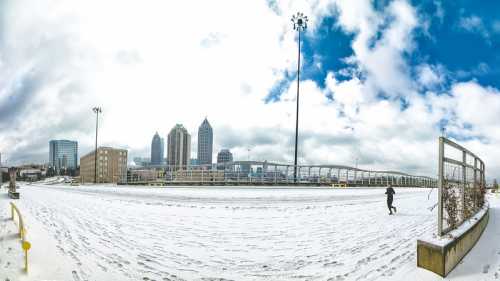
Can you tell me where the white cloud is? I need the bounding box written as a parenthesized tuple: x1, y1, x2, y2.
(333, 0, 419, 98)
(434, 0, 445, 24)
(493, 21, 500, 33)
(416, 64, 445, 88)
(459, 15, 483, 31)
(458, 15, 489, 39)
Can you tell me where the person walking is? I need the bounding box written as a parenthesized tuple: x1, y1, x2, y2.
(386, 184, 397, 215)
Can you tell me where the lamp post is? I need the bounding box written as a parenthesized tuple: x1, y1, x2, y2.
(92, 107, 102, 183)
(291, 12, 308, 184)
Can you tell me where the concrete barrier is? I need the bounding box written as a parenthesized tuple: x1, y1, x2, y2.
(417, 205, 489, 277)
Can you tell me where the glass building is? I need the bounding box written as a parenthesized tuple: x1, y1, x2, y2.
(197, 118, 213, 165)
(49, 140, 78, 174)
(151, 132, 164, 165)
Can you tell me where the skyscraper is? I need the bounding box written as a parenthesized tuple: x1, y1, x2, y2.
(49, 140, 78, 174)
(197, 118, 213, 165)
(167, 124, 191, 169)
(151, 132, 164, 165)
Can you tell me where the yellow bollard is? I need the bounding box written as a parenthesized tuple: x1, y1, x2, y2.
(22, 241, 31, 272)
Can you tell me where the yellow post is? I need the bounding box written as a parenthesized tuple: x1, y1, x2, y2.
(24, 249, 28, 272)
(10, 202, 31, 272)
(22, 241, 31, 272)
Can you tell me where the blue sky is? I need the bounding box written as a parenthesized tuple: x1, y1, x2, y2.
(0, 0, 500, 179)
(269, 0, 500, 102)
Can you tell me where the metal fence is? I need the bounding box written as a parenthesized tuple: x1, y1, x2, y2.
(438, 137, 486, 236)
(122, 161, 437, 188)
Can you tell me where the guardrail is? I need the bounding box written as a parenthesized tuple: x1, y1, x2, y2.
(121, 161, 437, 188)
(10, 202, 31, 272)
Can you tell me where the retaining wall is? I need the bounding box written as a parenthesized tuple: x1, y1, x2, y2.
(417, 205, 489, 277)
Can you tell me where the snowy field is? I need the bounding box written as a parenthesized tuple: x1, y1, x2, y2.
(1, 184, 500, 281)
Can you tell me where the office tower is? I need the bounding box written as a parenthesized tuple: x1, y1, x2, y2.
(197, 118, 213, 165)
(167, 124, 191, 169)
(49, 140, 78, 174)
(151, 132, 164, 165)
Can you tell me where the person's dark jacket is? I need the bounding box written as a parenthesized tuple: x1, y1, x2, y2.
(385, 187, 395, 201)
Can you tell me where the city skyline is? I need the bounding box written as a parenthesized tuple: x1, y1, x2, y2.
(0, 1, 499, 179)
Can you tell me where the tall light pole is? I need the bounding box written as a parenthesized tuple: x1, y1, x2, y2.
(291, 12, 308, 184)
(92, 107, 102, 183)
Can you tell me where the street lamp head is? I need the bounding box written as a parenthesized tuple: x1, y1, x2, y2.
(291, 12, 308, 31)
(92, 107, 102, 113)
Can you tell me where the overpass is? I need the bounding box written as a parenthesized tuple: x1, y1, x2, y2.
(124, 161, 437, 187)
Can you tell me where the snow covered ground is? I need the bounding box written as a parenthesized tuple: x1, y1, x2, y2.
(1, 184, 499, 281)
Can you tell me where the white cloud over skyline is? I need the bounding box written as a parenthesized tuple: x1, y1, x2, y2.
(1, 0, 499, 180)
